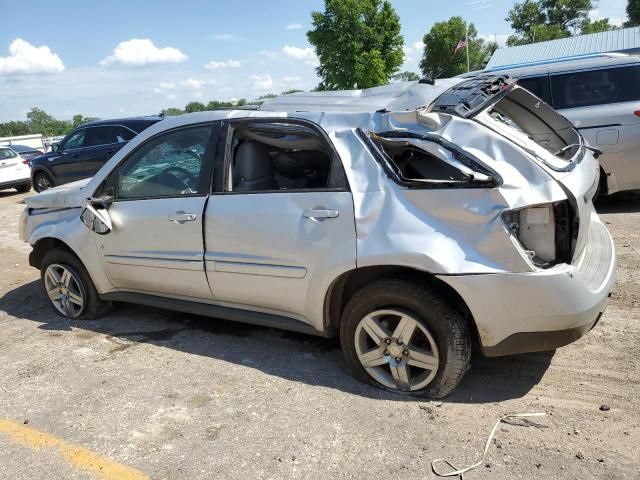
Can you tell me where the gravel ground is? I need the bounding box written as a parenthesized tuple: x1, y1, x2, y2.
(0, 189, 638, 480)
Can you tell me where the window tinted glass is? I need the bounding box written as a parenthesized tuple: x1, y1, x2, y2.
(115, 126, 211, 200)
(228, 123, 339, 192)
(551, 65, 640, 109)
(84, 126, 118, 147)
(517, 76, 551, 104)
(0, 148, 17, 159)
(114, 126, 135, 143)
(63, 130, 86, 150)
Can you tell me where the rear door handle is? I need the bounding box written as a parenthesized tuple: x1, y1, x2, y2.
(303, 208, 339, 221)
(168, 211, 197, 224)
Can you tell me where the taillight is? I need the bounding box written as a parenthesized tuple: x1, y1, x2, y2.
(634, 110, 640, 117)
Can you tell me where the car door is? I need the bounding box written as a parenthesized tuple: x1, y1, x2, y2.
(82, 125, 134, 176)
(52, 128, 89, 184)
(204, 119, 356, 326)
(550, 64, 640, 192)
(94, 124, 217, 299)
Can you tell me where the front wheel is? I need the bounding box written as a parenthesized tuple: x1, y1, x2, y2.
(40, 249, 112, 320)
(340, 279, 471, 398)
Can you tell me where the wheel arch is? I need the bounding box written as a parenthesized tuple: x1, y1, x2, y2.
(324, 265, 481, 349)
(29, 237, 79, 270)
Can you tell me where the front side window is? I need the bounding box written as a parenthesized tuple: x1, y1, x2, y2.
(62, 130, 86, 150)
(226, 122, 346, 192)
(109, 126, 212, 200)
(551, 65, 640, 109)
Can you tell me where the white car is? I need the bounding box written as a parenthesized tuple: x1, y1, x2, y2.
(0, 146, 31, 193)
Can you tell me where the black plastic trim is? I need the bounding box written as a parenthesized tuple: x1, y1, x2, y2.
(483, 315, 599, 357)
(100, 291, 335, 337)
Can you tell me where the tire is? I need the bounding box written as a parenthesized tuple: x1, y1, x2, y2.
(15, 183, 31, 193)
(340, 279, 471, 399)
(33, 171, 54, 192)
(40, 248, 112, 320)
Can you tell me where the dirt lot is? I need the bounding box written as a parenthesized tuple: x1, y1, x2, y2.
(0, 190, 638, 480)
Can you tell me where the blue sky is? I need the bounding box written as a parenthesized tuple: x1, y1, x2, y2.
(0, 0, 628, 121)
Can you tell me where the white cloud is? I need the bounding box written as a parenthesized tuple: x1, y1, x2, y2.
(412, 41, 424, 51)
(478, 33, 510, 47)
(166, 93, 177, 101)
(283, 75, 302, 83)
(180, 77, 205, 89)
(159, 81, 175, 89)
(205, 59, 241, 70)
(100, 38, 187, 66)
(250, 73, 273, 91)
(282, 45, 318, 66)
(0, 38, 64, 74)
(285, 23, 304, 30)
(211, 34, 244, 42)
(589, 9, 624, 27)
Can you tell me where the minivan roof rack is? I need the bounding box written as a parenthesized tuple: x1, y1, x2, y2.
(484, 52, 631, 72)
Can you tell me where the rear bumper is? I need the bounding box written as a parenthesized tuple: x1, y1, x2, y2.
(438, 211, 616, 356)
(0, 178, 31, 190)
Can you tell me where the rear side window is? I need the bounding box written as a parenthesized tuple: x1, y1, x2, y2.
(226, 121, 347, 192)
(551, 65, 640, 109)
(0, 148, 17, 159)
(517, 76, 552, 104)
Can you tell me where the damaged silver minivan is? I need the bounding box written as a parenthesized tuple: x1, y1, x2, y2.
(19, 75, 615, 398)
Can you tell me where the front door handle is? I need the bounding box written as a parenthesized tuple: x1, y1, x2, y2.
(303, 208, 339, 221)
(168, 211, 197, 224)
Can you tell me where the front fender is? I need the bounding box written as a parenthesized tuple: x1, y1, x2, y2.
(26, 208, 114, 293)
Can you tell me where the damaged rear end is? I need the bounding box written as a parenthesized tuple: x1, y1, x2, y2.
(358, 74, 615, 356)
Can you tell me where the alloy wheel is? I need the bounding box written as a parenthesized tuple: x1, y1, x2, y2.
(354, 309, 440, 391)
(44, 264, 85, 318)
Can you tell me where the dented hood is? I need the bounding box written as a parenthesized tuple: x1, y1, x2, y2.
(24, 178, 92, 210)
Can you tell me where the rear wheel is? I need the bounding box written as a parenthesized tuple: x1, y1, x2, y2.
(340, 279, 471, 398)
(33, 171, 54, 192)
(15, 183, 31, 193)
(40, 249, 112, 320)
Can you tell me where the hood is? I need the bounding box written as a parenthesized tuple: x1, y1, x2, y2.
(24, 178, 92, 210)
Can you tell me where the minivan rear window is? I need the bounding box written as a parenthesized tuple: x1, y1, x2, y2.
(551, 65, 640, 109)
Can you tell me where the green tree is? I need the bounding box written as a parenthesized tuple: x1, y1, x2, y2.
(281, 89, 305, 95)
(184, 101, 206, 113)
(581, 18, 615, 33)
(506, 0, 615, 46)
(419, 17, 497, 78)
(25, 107, 71, 136)
(161, 108, 184, 116)
(71, 114, 99, 129)
(392, 71, 421, 82)
(627, 0, 640, 26)
(307, 0, 404, 89)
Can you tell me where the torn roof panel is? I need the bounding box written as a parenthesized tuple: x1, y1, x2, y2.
(259, 79, 463, 113)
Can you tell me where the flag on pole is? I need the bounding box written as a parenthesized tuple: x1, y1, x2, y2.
(454, 35, 467, 53)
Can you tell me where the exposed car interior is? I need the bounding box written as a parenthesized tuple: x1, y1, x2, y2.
(229, 123, 334, 191)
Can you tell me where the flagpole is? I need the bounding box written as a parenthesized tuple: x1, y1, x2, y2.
(466, 22, 470, 73)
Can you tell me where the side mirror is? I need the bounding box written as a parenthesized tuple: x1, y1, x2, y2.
(51, 143, 60, 153)
(80, 204, 112, 235)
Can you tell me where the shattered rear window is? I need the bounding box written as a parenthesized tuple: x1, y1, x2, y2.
(359, 130, 499, 189)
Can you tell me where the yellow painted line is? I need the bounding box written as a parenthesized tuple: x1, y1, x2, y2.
(0, 419, 149, 480)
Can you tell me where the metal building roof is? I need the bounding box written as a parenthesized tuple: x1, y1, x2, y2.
(486, 26, 640, 69)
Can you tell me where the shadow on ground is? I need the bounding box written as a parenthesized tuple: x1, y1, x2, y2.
(1, 280, 553, 404)
(594, 191, 640, 214)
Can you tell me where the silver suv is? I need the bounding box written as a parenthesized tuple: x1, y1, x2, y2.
(19, 76, 615, 398)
